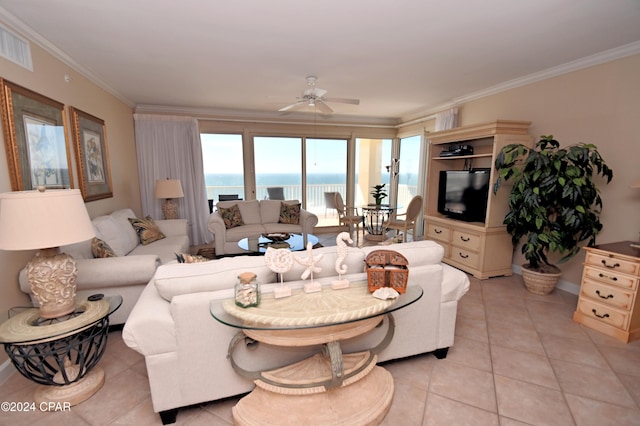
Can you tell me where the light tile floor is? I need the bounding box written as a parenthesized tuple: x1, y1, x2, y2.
(2, 233, 640, 425)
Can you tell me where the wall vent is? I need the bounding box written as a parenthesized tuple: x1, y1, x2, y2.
(0, 24, 33, 71)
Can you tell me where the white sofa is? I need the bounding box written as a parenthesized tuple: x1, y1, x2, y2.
(208, 199, 319, 256)
(122, 240, 470, 424)
(19, 208, 190, 325)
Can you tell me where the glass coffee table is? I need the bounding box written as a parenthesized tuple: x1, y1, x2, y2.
(237, 233, 319, 253)
(211, 281, 422, 425)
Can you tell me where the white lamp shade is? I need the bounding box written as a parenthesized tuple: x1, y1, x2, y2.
(155, 179, 184, 199)
(0, 189, 95, 251)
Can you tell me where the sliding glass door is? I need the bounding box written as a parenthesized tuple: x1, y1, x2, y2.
(254, 137, 302, 201)
(397, 135, 421, 214)
(200, 133, 245, 208)
(305, 138, 347, 226)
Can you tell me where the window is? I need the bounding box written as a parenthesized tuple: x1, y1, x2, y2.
(201, 133, 244, 204)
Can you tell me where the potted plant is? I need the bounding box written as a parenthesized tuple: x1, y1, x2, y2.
(493, 135, 613, 295)
(371, 184, 388, 206)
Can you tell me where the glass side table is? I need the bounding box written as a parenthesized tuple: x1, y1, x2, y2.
(0, 295, 122, 406)
(210, 282, 423, 426)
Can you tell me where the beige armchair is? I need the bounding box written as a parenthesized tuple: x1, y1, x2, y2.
(386, 195, 423, 242)
(334, 192, 364, 242)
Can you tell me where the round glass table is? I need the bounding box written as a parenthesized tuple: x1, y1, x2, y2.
(361, 204, 396, 241)
(0, 295, 122, 405)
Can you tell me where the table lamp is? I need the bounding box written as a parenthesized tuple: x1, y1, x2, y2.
(0, 188, 95, 318)
(155, 179, 184, 219)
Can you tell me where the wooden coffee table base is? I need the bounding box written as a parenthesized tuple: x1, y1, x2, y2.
(233, 365, 393, 426)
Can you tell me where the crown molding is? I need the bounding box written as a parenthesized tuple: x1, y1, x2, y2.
(0, 7, 135, 108)
(2, 6, 638, 126)
(135, 104, 400, 128)
(452, 40, 640, 105)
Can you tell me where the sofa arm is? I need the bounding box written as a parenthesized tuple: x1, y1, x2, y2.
(300, 209, 319, 233)
(207, 213, 227, 254)
(19, 255, 161, 294)
(156, 219, 188, 238)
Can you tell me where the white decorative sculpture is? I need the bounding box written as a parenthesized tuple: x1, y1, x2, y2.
(264, 248, 294, 298)
(294, 242, 323, 293)
(331, 232, 352, 290)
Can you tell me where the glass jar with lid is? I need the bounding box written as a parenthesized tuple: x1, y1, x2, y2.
(235, 272, 260, 308)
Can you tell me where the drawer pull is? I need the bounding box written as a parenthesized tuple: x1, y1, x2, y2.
(591, 309, 610, 319)
(595, 290, 614, 300)
(598, 273, 618, 282)
(601, 260, 620, 269)
(458, 252, 469, 259)
(434, 228, 442, 234)
(460, 236, 470, 242)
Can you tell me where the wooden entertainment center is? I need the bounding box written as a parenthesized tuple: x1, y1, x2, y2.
(425, 120, 533, 279)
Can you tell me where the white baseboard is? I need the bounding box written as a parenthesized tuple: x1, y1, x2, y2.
(0, 359, 15, 385)
(511, 264, 580, 295)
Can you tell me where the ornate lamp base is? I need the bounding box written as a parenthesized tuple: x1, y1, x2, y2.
(162, 198, 179, 220)
(26, 248, 78, 319)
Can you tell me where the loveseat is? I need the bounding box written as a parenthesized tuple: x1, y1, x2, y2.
(208, 199, 318, 255)
(122, 240, 470, 424)
(19, 208, 190, 325)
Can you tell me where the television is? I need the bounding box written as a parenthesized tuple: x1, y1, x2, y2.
(437, 169, 490, 222)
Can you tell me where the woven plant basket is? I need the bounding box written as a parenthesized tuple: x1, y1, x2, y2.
(521, 264, 562, 295)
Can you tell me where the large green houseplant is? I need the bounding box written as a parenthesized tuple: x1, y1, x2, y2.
(493, 135, 613, 294)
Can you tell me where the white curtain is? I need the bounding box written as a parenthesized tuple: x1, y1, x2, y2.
(133, 114, 210, 245)
(435, 108, 459, 131)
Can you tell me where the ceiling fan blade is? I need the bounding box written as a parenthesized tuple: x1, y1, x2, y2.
(316, 100, 333, 114)
(278, 100, 305, 112)
(324, 96, 360, 105)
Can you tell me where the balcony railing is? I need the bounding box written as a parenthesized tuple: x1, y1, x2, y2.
(206, 184, 418, 218)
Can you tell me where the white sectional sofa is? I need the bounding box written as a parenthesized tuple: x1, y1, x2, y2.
(19, 208, 190, 325)
(208, 199, 318, 256)
(122, 240, 470, 424)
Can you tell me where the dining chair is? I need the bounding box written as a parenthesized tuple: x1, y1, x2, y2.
(386, 195, 423, 242)
(334, 192, 364, 242)
(323, 192, 338, 216)
(267, 187, 285, 200)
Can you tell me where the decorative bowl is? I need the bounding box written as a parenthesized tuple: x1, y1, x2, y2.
(262, 233, 291, 242)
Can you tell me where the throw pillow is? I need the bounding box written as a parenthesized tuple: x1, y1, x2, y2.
(91, 237, 117, 258)
(128, 216, 166, 245)
(219, 204, 245, 229)
(175, 252, 210, 263)
(279, 202, 301, 225)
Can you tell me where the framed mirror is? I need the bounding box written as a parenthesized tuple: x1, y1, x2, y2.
(1, 79, 72, 191)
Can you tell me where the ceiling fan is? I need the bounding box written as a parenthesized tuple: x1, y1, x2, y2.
(278, 76, 360, 114)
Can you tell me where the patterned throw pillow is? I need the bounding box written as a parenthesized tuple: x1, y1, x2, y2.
(128, 216, 166, 245)
(219, 204, 245, 229)
(279, 202, 301, 225)
(91, 237, 117, 258)
(175, 252, 210, 263)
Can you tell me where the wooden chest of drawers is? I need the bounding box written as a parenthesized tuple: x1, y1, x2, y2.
(425, 216, 513, 279)
(573, 241, 640, 342)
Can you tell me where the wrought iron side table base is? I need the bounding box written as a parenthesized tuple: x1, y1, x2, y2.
(4, 315, 110, 406)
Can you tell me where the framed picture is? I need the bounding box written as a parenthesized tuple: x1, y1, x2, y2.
(69, 107, 113, 201)
(0, 79, 73, 190)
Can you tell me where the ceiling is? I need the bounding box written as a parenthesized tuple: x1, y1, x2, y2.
(1, 0, 640, 124)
